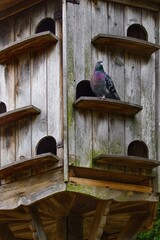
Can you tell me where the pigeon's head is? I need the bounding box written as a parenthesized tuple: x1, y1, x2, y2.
(95, 61, 104, 72)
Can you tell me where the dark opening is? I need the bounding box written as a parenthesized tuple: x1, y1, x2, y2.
(36, 18, 55, 34)
(128, 140, 148, 158)
(0, 102, 7, 114)
(36, 136, 57, 155)
(127, 24, 148, 41)
(76, 80, 95, 99)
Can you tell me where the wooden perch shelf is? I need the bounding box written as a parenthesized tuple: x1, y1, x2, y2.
(0, 31, 58, 64)
(0, 0, 44, 21)
(0, 105, 40, 127)
(69, 167, 153, 193)
(74, 97, 142, 116)
(69, 166, 154, 185)
(92, 34, 160, 56)
(93, 154, 160, 170)
(0, 153, 59, 179)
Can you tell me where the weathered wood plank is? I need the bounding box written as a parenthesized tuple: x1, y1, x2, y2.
(92, 34, 160, 56)
(74, 0, 92, 167)
(0, 0, 45, 21)
(69, 177, 153, 193)
(46, 0, 63, 160)
(0, 224, 17, 240)
(0, 167, 65, 209)
(0, 153, 59, 179)
(0, 32, 58, 64)
(30, 3, 47, 156)
(93, 154, 159, 169)
(91, 1, 109, 160)
(56, 218, 67, 240)
(28, 205, 48, 240)
(74, 97, 142, 115)
(68, 215, 83, 240)
(0, 105, 40, 127)
(117, 214, 148, 240)
(0, 18, 15, 167)
(141, 10, 157, 160)
(99, 0, 160, 11)
(107, 3, 125, 157)
(89, 201, 111, 240)
(69, 165, 154, 184)
(14, 10, 32, 166)
(124, 7, 142, 156)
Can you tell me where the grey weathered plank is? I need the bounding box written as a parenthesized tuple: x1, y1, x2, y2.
(0, 153, 59, 179)
(30, 3, 47, 156)
(74, 97, 142, 115)
(92, 34, 160, 56)
(0, 105, 40, 127)
(93, 154, 159, 169)
(0, 31, 58, 64)
(124, 7, 142, 155)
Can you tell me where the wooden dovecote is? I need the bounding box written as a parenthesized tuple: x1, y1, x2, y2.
(0, 0, 159, 240)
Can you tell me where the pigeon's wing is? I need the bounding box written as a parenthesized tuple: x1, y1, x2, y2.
(105, 74, 116, 93)
(105, 74, 121, 100)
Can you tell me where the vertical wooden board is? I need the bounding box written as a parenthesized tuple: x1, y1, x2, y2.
(14, 10, 32, 161)
(30, 3, 47, 156)
(108, 114, 125, 154)
(91, 1, 109, 158)
(157, 13, 160, 192)
(91, 1, 108, 68)
(124, 7, 142, 154)
(46, 1, 63, 147)
(74, 1, 92, 167)
(91, 1, 108, 36)
(108, 3, 125, 155)
(141, 10, 156, 159)
(0, 18, 15, 111)
(1, 125, 16, 167)
(92, 112, 109, 158)
(108, 2, 124, 36)
(74, 1, 92, 81)
(67, 3, 77, 165)
(0, 18, 16, 166)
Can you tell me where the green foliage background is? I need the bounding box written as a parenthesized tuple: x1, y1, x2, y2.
(136, 205, 160, 240)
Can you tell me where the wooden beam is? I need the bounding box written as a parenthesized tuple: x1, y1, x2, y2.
(89, 200, 112, 240)
(24, 205, 48, 240)
(0, 0, 45, 21)
(56, 218, 67, 240)
(69, 177, 152, 193)
(0, 167, 65, 210)
(68, 215, 83, 240)
(117, 214, 148, 240)
(100, 0, 160, 11)
(0, 224, 17, 240)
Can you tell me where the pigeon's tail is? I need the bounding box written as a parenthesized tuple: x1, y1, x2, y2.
(114, 92, 121, 100)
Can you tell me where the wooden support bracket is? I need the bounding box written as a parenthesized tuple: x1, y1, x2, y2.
(24, 205, 47, 240)
(117, 213, 148, 240)
(89, 200, 112, 240)
(0, 224, 17, 240)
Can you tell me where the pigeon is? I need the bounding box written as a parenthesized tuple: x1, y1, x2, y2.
(90, 61, 121, 100)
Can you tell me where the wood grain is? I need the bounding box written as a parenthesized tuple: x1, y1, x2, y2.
(74, 97, 142, 116)
(92, 34, 160, 57)
(0, 31, 58, 64)
(93, 154, 159, 169)
(0, 105, 40, 127)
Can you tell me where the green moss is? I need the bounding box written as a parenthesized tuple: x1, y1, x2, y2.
(84, 48, 91, 78)
(109, 142, 123, 154)
(66, 183, 110, 199)
(67, 38, 75, 129)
